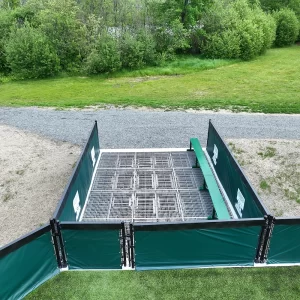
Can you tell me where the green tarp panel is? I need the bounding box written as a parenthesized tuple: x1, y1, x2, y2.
(268, 224, 300, 264)
(134, 225, 261, 270)
(54, 122, 100, 221)
(62, 227, 121, 269)
(206, 121, 266, 219)
(190, 138, 230, 220)
(0, 227, 58, 300)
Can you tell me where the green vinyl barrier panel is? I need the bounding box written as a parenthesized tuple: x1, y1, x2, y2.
(206, 121, 266, 219)
(267, 223, 300, 264)
(61, 224, 122, 270)
(0, 227, 58, 300)
(134, 224, 261, 270)
(54, 122, 100, 221)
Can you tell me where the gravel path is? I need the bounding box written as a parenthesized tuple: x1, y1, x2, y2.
(0, 107, 299, 147)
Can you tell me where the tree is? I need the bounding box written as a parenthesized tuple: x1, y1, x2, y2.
(5, 24, 60, 78)
(37, 0, 86, 72)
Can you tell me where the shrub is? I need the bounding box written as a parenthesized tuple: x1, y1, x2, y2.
(153, 20, 189, 58)
(119, 32, 145, 69)
(85, 35, 121, 74)
(273, 8, 299, 47)
(0, 10, 14, 72)
(5, 25, 60, 78)
(253, 10, 276, 53)
(237, 19, 264, 60)
(202, 30, 240, 59)
(136, 30, 158, 66)
(200, 0, 276, 60)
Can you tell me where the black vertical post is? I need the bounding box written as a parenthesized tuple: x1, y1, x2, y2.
(212, 208, 216, 220)
(255, 215, 274, 263)
(121, 222, 127, 267)
(130, 223, 135, 269)
(57, 221, 67, 268)
(255, 216, 268, 263)
(50, 219, 62, 268)
(260, 215, 274, 263)
(206, 119, 212, 149)
(50, 219, 67, 269)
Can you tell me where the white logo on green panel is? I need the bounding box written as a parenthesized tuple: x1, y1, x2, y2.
(212, 144, 218, 165)
(235, 188, 245, 217)
(91, 147, 96, 167)
(73, 191, 81, 221)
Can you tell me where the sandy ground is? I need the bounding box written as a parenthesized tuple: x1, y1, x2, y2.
(0, 125, 80, 247)
(227, 139, 300, 217)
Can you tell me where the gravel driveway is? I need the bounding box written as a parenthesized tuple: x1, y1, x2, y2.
(0, 107, 299, 147)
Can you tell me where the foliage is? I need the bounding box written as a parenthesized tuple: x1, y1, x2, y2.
(153, 20, 189, 59)
(0, 0, 295, 79)
(273, 8, 299, 47)
(36, 0, 86, 72)
(85, 34, 121, 74)
(119, 32, 146, 69)
(0, 10, 13, 72)
(201, 0, 276, 60)
(5, 24, 60, 78)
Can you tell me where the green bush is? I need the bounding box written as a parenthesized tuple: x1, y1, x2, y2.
(202, 30, 240, 59)
(237, 19, 264, 60)
(253, 10, 276, 53)
(136, 30, 158, 66)
(273, 8, 299, 47)
(119, 32, 145, 69)
(37, 0, 86, 72)
(200, 0, 276, 60)
(5, 25, 60, 78)
(153, 20, 189, 58)
(85, 35, 121, 74)
(0, 10, 14, 72)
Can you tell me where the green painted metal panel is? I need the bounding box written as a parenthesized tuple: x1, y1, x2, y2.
(0, 231, 58, 300)
(63, 229, 121, 269)
(206, 123, 265, 219)
(268, 225, 300, 264)
(58, 123, 100, 221)
(190, 138, 230, 220)
(135, 226, 261, 270)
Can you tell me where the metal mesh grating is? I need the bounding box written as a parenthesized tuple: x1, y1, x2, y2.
(174, 168, 204, 190)
(81, 151, 224, 222)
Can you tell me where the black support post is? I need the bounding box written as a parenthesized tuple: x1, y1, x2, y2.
(130, 223, 135, 269)
(121, 222, 127, 267)
(50, 219, 67, 268)
(255, 215, 274, 263)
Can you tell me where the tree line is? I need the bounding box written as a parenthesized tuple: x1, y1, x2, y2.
(0, 0, 299, 79)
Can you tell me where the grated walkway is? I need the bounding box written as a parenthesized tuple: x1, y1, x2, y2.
(81, 151, 214, 222)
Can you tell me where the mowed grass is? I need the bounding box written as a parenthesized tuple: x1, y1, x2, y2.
(1, 46, 299, 113)
(26, 267, 300, 300)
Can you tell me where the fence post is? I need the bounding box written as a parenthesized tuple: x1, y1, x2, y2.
(50, 219, 67, 268)
(130, 223, 135, 269)
(255, 215, 275, 263)
(121, 222, 127, 267)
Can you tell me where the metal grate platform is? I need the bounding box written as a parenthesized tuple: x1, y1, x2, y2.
(81, 151, 215, 222)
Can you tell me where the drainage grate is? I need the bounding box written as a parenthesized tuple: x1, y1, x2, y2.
(82, 151, 218, 222)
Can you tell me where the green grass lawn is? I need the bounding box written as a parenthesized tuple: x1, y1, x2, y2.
(26, 267, 300, 300)
(1, 46, 299, 113)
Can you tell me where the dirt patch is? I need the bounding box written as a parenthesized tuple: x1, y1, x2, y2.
(0, 125, 80, 247)
(227, 139, 300, 217)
